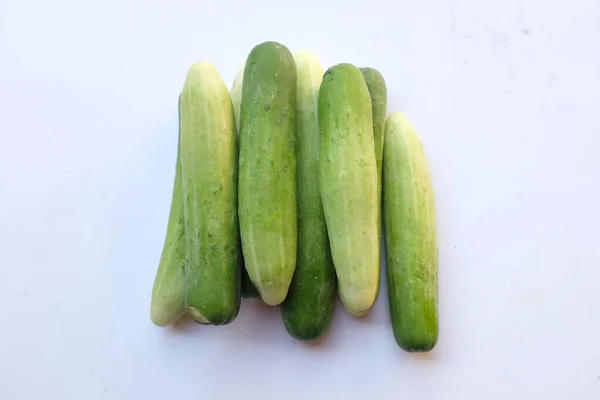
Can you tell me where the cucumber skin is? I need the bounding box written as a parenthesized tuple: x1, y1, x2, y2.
(318, 63, 379, 317)
(238, 41, 298, 306)
(281, 51, 336, 340)
(180, 62, 241, 325)
(230, 63, 260, 300)
(383, 112, 438, 352)
(360, 67, 387, 299)
(230, 63, 245, 135)
(149, 96, 186, 327)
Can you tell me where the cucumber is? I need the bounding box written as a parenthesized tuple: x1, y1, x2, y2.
(238, 41, 297, 306)
(230, 63, 245, 134)
(230, 62, 260, 300)
(383, 112, 438, 352)
(318, 63, 379, 317)
(360, 67, 387, 297)
(281, 51, 336, 340)
(149, 96, 186, 327)
(180, 62, 241, 325)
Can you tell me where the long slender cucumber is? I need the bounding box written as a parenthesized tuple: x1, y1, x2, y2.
(318, 63, 379, 317)
(360, 67, 387, 297)
(230, 64, 260, 300)
(180, 62, 241, 325)
(383, 112, 438, 352)
(238, 41, 297, 306)
(281, 51, 336, 340)
(149, 96, 186, 327)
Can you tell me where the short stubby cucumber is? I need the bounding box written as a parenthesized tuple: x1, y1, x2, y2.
(150, 96, 186, 327)
(383, 112, 439, 352)
(281, 51, 336, 340)
(238, 41, 298, 306)
(230, 66, 260, 300)
(318, 63, 379, 317)
(180, 62, 241, 325)
(360, 67, 387, 298)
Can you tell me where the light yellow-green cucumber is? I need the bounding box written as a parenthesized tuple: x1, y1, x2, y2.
(383, 112, 438, 352)
(180, 62, 241, 325)
(230, 63, 245, 134)
(149, 96, 186, 327)
(360, 67, 387, 298)
(318, 63, 379, 317)
(238, 41, 297, 306)
(281, 51, 336, 340)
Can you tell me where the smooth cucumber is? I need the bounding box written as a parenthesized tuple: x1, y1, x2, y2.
(230, 63, 245, 134)
(383, 112, 438, 352)
(149, 96, 186, 327)
(180, 62, 241, 325)
(238, 41, 297, 306)
(318, 63, 379, 317)
(360, 67, 387, 297)
(281, 51, 336, 340)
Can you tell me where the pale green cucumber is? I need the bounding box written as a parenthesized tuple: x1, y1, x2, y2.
(180, 62, 241, 325)
(149, 96, 186, 327)
(383, 112, 438, 352)
(238, 41, 297, 306)
(360, 67, 387, 297)
(230, 63, 245, 134)
(281, 51, 336, 340)
(318, 63, 379, 317)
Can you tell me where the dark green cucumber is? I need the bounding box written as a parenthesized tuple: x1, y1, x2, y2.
(149, 95, 186, 327)
(180, 62, 241, 325)
(383, 112, 438, 352)
(238, 41, 297, 306)
(360, 67, 387, 298)
(281, 51, 336, 340)
(318, 63, 379, 317)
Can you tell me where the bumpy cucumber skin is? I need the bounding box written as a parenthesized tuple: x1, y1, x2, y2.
(360, 67, 387, 299)
(238, 41, 297, 306)
(383, 112, 438, 352)
(180, 62, 241, 325)
(150, 96, 186, 327)
(230, 63, 260, 300)
(318, 63, 379, 317)
(281, 51, 336, 340)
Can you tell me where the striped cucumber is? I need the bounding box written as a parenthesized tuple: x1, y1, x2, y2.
(149, 96, 186, 327)
(383, 112, 438, 352)
(230, 65, 260, 300)
(180, 62, 241, 325)
(318, 63, 379, 317)
(238, 41, 297, 306)
(281, 51, 336, 340)
(360, 67, 387, 297)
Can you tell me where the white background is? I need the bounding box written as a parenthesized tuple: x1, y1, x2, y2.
(1, 0, 599, 399)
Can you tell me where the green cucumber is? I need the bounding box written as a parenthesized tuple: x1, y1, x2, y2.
(180, 62, 241, 325)
(318, 63, 379, 317)
(238, 41, 297, 306)
(360, 67, 387, 297)
(230, 63, 245, 134)
(383, 112, 438, 352)
(149, 96, 186, 327)
(230, 62, 260, 300)
(281, 51, 336, 340)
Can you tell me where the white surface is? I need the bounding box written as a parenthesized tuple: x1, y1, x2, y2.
(1, 0, 599, 398)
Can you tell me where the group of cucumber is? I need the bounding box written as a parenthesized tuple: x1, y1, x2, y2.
(150, 41, 438, 352)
